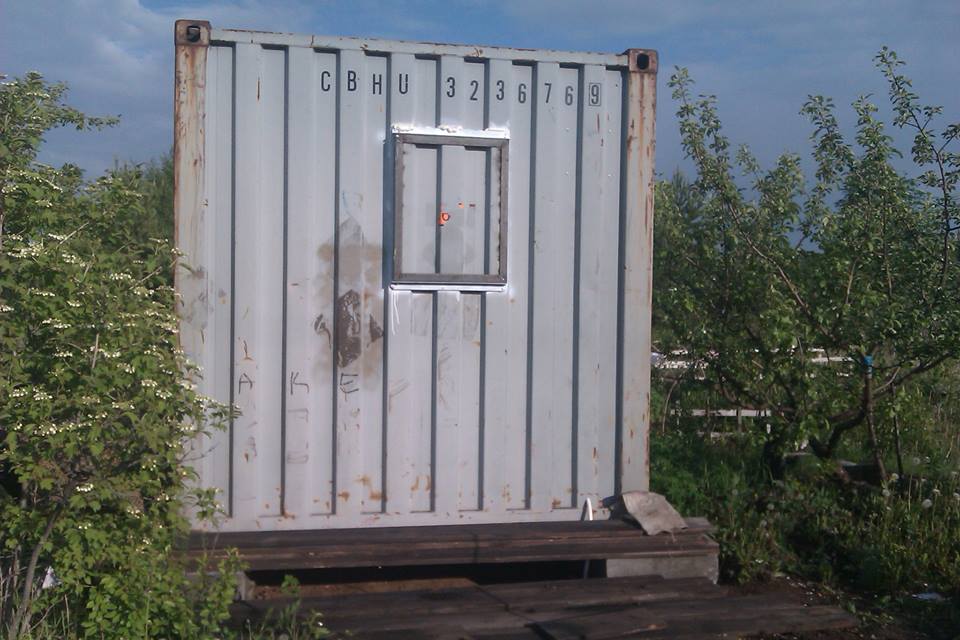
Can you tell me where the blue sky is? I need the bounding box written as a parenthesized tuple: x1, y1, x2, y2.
(2, 0, 958, 180)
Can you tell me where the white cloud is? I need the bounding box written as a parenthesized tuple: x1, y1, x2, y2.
(492, 0, 960, 175)
(2, 0, 958, 179)
(1, 0, 317, 175)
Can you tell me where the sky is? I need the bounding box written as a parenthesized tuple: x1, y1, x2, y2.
(2, 0, 958, 180)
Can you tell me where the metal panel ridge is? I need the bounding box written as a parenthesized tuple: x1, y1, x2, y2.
(211, 28, 630, 67)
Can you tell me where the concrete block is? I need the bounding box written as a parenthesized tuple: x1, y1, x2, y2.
(605, 552, 719, 583)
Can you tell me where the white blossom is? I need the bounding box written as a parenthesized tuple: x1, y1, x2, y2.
(77, 483, 94, 493)
(0, 305, 13, 313)
(38, 423, 60, 436)
(921, 498, 933, 509)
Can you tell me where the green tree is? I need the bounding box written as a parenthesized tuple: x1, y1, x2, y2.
(0, 73, 236, 638)
(112, 153, 175, 250)
(656, 49, 959, 477)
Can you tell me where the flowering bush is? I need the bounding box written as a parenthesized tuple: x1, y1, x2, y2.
(0, 73, 236, 638)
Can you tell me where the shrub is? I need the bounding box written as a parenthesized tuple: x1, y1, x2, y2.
(0, 73, 236, 638)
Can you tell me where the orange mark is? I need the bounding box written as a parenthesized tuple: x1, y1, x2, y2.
(438, 211, 451, 225)
(369, 490, 383, 501)
(337, 491, 350, 501)
(551, 499, 563, 509)
(457, 201, 464, 208)
(411, 476, 420, 492)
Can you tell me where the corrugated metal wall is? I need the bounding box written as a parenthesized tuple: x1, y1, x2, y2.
(175, 22, 656, 531)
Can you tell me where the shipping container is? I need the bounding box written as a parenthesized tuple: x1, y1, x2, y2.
(174, 20, 657, 532)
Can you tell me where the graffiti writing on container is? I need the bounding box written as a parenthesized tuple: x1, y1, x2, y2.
(317, 71, 603, 107)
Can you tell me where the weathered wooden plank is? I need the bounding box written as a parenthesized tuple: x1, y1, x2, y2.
(534, 596, 856, 640)
(228, 575, 854, 640)
(187, 532, 718, 572)
(235, 576, 716, 623)
(189, 518, 713, 549)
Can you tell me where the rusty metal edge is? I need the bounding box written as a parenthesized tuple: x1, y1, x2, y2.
(619, 48, 657, 493)
(173, 19, 210, 516)
(175, 19, 212, 47)
(173, 18, 210, 290)
(623, 48, 659, 75)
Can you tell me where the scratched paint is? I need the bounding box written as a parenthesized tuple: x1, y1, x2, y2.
(175, 20, 656, 532)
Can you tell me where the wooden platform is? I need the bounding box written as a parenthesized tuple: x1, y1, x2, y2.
(187, 518, 719, 571)
(230, 574, 857, 639)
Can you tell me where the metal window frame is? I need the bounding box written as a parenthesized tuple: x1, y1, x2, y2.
(392, 132, 509, 288)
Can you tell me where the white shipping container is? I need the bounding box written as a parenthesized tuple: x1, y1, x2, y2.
(174, 20, 657, 532)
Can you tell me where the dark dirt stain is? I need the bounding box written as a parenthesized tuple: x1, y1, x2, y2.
(336, 289, 362, 367)
(313, 313, 332, 347)
(368, 314, 383, 344)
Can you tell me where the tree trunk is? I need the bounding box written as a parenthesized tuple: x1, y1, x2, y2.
(863, 362, 887, 483)
(8, 507, 60, 639)
(892, 383, 905, 478)
(762, 434, 786, 480)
